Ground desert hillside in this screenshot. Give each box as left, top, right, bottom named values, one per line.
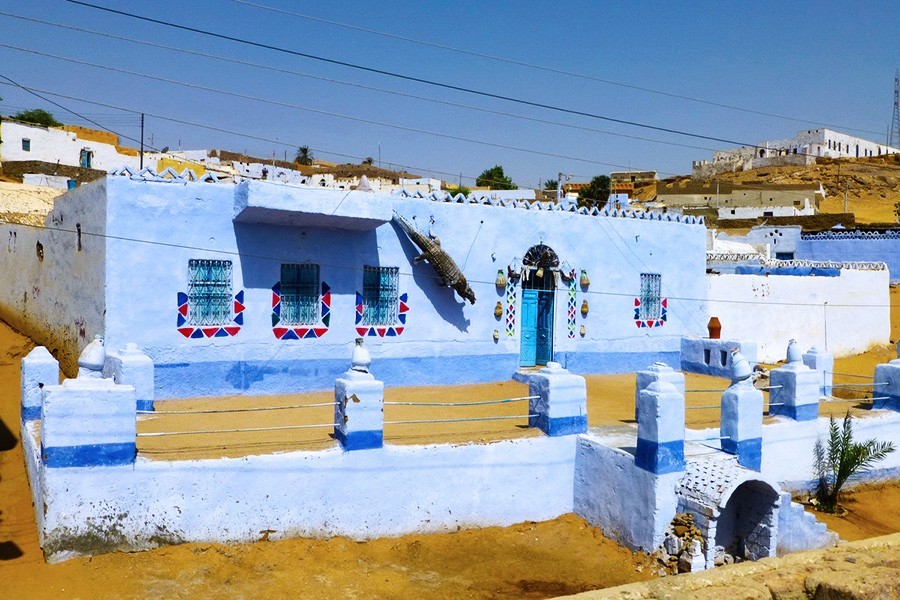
left=642, top=154, right=900, bottom=225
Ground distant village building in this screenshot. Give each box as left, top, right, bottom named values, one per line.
left=0, top=117, right=140, bottom=177
left=693, top=128, right=900, bottom=179
left=657, top=182, right=824, bottom=220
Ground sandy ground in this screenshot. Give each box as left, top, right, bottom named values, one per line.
left=3, top=285, right=900, bottom=596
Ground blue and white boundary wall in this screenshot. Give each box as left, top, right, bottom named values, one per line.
left=706, top=267, right=889, bottom=362
left=798, top=230, right=900, bottom=283
left=0, top=173, right=708, bottom=397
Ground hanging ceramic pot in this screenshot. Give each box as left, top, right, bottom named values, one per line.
left=580, top=269, right=590, bottom=288
left=495, top=269, right=507, bottom=289
left=581, top=300, right=589, bottom=317
left=494, top=301, right=503, bottom=318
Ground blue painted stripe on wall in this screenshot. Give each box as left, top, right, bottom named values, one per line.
left=529, top=414, right=587, bottom=436
left=153, top=351, right=679, bottom=399
left=769, top=402, right=819, bottom=421
left=42, top=442, right=136, bottom=468
left=873, top=395, right=900, bottom=411
left=136, top=399, right=155, bottom=412
left=22, top=405, right=40, bottom=421
left=335, top=428, right=383, bottom=451
left=721, top=437, right=762, bottom=472
left=558, top=351, right=680, bottom=375
left=635, top=438, right=685, bottom=474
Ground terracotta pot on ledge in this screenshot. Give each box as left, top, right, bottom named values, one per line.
left=707, top=316, right=722, bottom=340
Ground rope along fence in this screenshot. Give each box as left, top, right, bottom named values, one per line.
left=824, top=370, right=885, bottom=405
left=383, top=395, right=538, bottom=426
left=135, top=395, right=539, bottom=438
left=683, top=385, right=782, bottom=410
left=136, top=399, right=339, bottom=438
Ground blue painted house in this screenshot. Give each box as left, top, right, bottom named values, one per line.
left=0, top=168, right=709, bottom=399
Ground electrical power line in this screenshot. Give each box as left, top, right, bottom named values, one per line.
left=63, top=0, right=764, bottom=149
left=0, top=215, right=894, bottom=309
left=0, top=45, right=669, bottom=174
left=227, top=0, right=886, bottom=138
left=0, top=79, right=532, bottom=185
left=0, top=12, right=718, bottom=154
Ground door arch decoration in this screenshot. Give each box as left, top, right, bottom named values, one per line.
left=519, top=244, right=560, bottom=367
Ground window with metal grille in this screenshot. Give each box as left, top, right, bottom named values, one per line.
left=280, top=263, right=319, bottom=325
left=639, top=273, right=662, bottom=320
left=188, top=259, right=233, bottom=326
left=362, top=266, right=399, bottom=325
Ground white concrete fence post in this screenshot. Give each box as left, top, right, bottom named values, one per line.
left=528, top=362, right=588, bottom=436
left=104, top=342, right=155, bottom=411
left=769, top=340, right=821, bottom=421
left=873, top=348, right=900, bottom=411
left=720, top=349, right=763, bottom=471
left=21, top=346, right=59, bottom=422
left=40, top=336, right=137, bottom=468
left=635, top=362, right=685, bottom=423
left=334, top=338, right=384, bottom=450
left=635, top=381, right=685, bottom=474
left=802, top=346, right=833, bottom=397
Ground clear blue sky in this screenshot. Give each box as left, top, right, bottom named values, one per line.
left=0, top=0, right=897, bottom=186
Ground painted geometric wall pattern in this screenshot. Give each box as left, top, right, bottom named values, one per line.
left=355, top=292, right=409, bottom=337
left=271, top=281, right=331, bottom=340
left=634, top=297, right=668, bottom=328
left=177, top=290, right=244, bottom=338
left=567, top=278, right=577, bottom=339
left=505, top=281, right=516, bottom=338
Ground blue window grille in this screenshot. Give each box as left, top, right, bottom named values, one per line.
left=22, top=138, right=30, bottom=152
left=639, top=273, right=662, bottom=320
left=188, top=259, right=233, bottom=326
left=280, top=263, right=319, bottom=325
left=362, top=266, right=399, bottom=325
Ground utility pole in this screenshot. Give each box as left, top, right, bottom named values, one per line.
left=139, top=112, right=144, bottom=170
left=715, top=177, right=720, bottom=209
left=890, top=69, right=900, bottom=149
left=844, top=179, right=849, bottom=214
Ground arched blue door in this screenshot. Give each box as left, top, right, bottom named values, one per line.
left=519, top=266, right=556, bottom=367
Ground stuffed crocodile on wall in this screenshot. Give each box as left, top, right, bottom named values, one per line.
left=393, top=212, right=476, bottom=304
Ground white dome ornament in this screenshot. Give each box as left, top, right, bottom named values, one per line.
left=730, top=348, right=752, bottom=385
left=786, top=339, right=801, bottom=363
left=77, top=334, right=106, bottom=379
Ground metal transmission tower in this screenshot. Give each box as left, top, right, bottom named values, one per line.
left=891, top=69, right=900, bottom=149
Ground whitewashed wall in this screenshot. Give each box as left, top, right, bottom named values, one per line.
left=24, top=428, right=577, bottom=561
left=0, top=121, right=140, bottom=171
left=707, top=269, right=889, bottom=362
left=0, top=181, right=107, bottom=373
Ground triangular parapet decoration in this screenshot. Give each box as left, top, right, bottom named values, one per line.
left=179, top=168, right=198, bottom=181
left=109, top=166, right=136, bottom=177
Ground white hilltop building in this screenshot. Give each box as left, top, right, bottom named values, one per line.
left=693, top=128, right=900, bottom=178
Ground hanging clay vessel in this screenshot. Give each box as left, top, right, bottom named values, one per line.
left=494, top=301, right=503, bottom=318
left=580, top=325, right=586, bottom=337
left=581, top=300, right=589, bottom=317
left=580, top=269, right=590, bottom=288
left=495, top=269, right=507, bottom=289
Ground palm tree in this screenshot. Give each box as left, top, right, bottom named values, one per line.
left=813, top=411, right=895, bottom=513
left=362, top=157, right=375, bottom=166
left=295, top=146, right=314, bottom=166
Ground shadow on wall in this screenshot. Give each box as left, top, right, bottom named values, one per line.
left=391, top=220, right=470, bottom=333
left=233, top=222, right=380, bottom=294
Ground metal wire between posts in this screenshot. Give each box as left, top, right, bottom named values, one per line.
left=138, top=401, right=339, bottom=415
left=385, top=414, right=537, bottom=426
left=383, top=395, right=537, bottom=407
left=136, top=422, right=337, bottom=437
